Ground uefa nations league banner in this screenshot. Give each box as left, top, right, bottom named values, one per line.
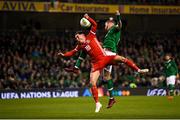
left=0, top=88, right=180, bottom=99
left=0, top=89, right=82, bottom=99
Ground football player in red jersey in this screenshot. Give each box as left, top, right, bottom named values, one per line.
left=58, top=14, right=149, bottom=113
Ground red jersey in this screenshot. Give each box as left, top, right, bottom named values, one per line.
left=63, top=16, right=116, bottom=71
left=63, top=16, right=106, bottom=63
left=80, top=32, right=106, bottom=63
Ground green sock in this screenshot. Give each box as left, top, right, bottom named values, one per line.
left=89, top=83, right=92, bottom=88
left=107, top=79, right=114, bottom=99
left=75, top=59, right=83, bottom=69
left=168, top=84, right=175, bottom=96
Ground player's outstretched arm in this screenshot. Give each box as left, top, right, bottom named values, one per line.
left=115, top=10, right=122, bottom=30
left=84, top=14, right=97, bottom=34
left=57, top=45, right=80, bottom=57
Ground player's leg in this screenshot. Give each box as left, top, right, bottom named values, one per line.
left=104, top=66, right=113, bottom=99
left=103, top=66, right=116, bottom=108
left=90, top=70, right=102, bottom=112
left=166, top=75, right=176, bottom=100
left=103, top=50, right=116, bottom=108
left=113, top=55, right=149, bottom=73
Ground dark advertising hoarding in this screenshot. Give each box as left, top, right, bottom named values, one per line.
left=0, top=88, right=179, bottom=99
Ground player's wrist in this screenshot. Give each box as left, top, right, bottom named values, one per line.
left=115, top=10, right=120, bottom=15
left=116, top=15, right=121, bottom=21
left=116, top=13, right=120, bottom=16
left=84, top=14, right=89, bottom=19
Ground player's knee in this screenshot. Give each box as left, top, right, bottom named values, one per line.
left=90, top=80, right=96, bottom=86
left=104, top=74, right=112, bottom=81
left=119, top=56, right=126, bottom=62
left=114, top=55, right=126, bottom=62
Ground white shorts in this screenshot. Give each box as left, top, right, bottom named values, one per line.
left=166, top=75, right=176, bottom=86
left=104, top=49, right=116, bottom=73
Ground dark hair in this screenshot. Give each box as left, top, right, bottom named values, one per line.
left=75, top=31, right=85, bottom=35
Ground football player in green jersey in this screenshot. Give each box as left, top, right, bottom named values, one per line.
left=100, top=10, right=122, bottom=108
left=164, top=53, right=179, bottom=100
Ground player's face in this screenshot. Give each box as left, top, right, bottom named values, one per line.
left=105, top=21, right=114, bottom=31
left=105, top=22, right=109, bottom=31
left=165, top=55, right=171, bottom=61
left=75, top=34, right=86, bottom=43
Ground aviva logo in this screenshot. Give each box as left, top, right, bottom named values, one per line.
left=1, top=1, right=36, bottom=11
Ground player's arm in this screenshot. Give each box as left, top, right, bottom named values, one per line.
left=115, top=10, right=122, bottom=30
left=74, top=50, right=87, bottom=69
left=84, top=14, right=97, bottom=34
left=58, top=45, right=81, bottom=57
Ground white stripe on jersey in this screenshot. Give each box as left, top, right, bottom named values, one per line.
left=90, top=30, right=96, bottom=35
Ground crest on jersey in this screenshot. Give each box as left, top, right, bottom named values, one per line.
left=86, top=40, right=90, bottom=43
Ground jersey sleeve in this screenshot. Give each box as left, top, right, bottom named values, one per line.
left=114, top=14, right=122, bottom=31
left=85, top=16, right=97, bottom=35
left=63, top=45, right=81, bottom=57
left=75, top=50, right=87, bottom=68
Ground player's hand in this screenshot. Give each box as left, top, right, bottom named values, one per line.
left=116, top=10, right=120, bottom=15
left=57, top=51, right=64, bottom=57
left=84, top=13, right=89, bottom=19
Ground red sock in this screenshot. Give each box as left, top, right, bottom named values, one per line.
left=124, top=58, right=140, bottom=71
left=91, top=86, right=99, bottom=103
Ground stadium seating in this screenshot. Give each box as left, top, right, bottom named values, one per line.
left=0, top=27, right=179, bottom=90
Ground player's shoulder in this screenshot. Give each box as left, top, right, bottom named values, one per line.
left=90, top=30, right=96, bottom=35
left=87, top=31, right=96, bottom=38
left=172, top=59, right=177, bottom=64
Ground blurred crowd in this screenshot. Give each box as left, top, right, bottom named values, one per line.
left=0, top=26, right=180, bottom=90
left=114, top=31, right=180, bottom=88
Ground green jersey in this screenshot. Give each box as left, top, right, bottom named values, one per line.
left=103, top=25, right=121, bottom=53
left=164, top=60, right=178, bottom=77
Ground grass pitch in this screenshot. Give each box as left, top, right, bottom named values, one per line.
left=0, top=96, right=180, bottom=119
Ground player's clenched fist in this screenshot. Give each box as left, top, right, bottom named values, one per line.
left=116, top=10, right=120, bottom=15
left=84, top=13, right=89, bottom=19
